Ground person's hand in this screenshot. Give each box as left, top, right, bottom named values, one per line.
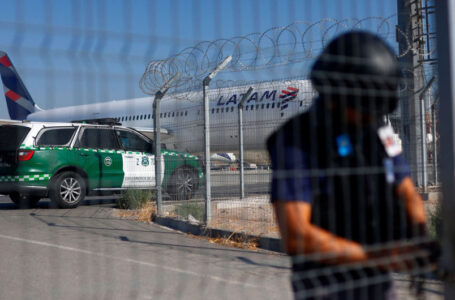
left=366, top=241, right=440, bottom=272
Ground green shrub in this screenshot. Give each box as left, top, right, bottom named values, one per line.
left=117, top=189, right=155, bottom=209
left=175, top=202, right=205, bottom=221
left=428, top=201, right=442, bottom=240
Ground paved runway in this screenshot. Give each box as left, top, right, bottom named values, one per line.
left=0, top=196, right=292, bottom=300
left=0, top=181, right=444, bottom=300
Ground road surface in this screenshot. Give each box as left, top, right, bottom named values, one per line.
left=0, top=196, right=292, bottom=300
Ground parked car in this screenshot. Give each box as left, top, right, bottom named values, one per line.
left=0, top=120, right=203, bottom=208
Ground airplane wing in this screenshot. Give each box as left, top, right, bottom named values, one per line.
left=133, top=126, right=173, bottom=140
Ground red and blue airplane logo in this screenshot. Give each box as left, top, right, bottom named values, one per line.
left=279, top=86, right=299, bottom=110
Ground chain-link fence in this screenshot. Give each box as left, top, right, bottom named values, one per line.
left=0, top=0, right=450, bottom=299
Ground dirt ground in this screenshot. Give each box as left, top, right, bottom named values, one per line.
left=206, top=193, right=441, bottom=239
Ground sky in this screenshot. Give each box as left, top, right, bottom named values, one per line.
left=0, top=0, right=398, bottom=119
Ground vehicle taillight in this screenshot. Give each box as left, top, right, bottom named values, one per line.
left=18, top=150, right=34, bottom=161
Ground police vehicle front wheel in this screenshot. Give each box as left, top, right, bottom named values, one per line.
left=168, top=167, right=198, bottom=200
left=9, top=192, right=41, bottom=208
left=49, top=172, right=86, bottom=209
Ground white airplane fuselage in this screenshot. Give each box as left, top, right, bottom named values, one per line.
left=27, top=80, right=315, bottom=153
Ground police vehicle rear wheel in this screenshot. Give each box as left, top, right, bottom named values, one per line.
left=49, top=171, right=86, bottom=209
left=168, top=167, right=198, bottom=200
left=9, top=192, right=40, bottom=208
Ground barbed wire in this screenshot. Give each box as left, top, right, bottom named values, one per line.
left=140, top=15, right=419, bottom=97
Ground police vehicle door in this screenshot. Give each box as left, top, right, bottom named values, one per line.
left=75, top=127, right=123, bottom=188
left=115, top=128, right=156, bottom=188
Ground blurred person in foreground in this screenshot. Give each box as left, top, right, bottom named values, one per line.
left=267, top=31, right=439, bottom=299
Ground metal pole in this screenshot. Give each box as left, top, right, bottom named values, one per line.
left=153, top=74, right=178, bottom=216
left=418, top=76, right=435, bottom=192
left=203, top=56, right=232, bottom=224
left=435, top=1, right=455, bottom=298
left=419, top=92, right=428, bottom=192
left=397, top=0, right=426, bottom=186
left=431, top=104, right=438, bottom=184
left=238, top=87, right=253, bottom=199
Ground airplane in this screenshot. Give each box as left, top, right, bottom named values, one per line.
left=0, top=51, right=315, bottom=155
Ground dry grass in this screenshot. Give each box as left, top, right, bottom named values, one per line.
left=115, top=202, right=156, bottom=223
left=189, top=232, right=259, bottom=250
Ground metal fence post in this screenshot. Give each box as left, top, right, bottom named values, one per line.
left=431, top=103, right=438, bottom=184
left=435, top=1, right=455, bottom=298
left=418, top=76, right=435, bottom=192
left=152, top=74, right=178, bottom=216
left=238, top=87, right=253, bottom=200
left=203, top=56, right=232, bottom=224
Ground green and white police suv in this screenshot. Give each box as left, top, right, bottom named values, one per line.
left=0, top=120, right=203, bottom=208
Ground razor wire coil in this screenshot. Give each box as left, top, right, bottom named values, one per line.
left=140, top=15, right=418, bottom=97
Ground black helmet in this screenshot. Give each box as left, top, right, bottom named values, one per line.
left=310, top=31, right=401, bottom=116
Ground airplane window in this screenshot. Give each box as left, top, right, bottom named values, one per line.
left=246, top=106, right=249, bottom=111
left=251, top=105, right=254, bottom=110
left=148, top=114, right=151, bottom=119
left=266, top=103, right=270, bottom=109
left=185, top=111, right=188, bottom=116
left=299, top=101, right=303, bottom=107
left=172, top=112, right=175, bottom=117
left=221, top=108, right=224, bottom=113
left=129, top=116, right=132, bottom=121
left=160, top=113, right=162, bottom=118
left=216, top=108, right=219, bottom=113
left=261, top=104, right=265, bottom=109
left=272, top=103, right=275, bottom=109
left=256, top=104, right=259, bottom=109
left=211, top=108, right=214, bottom=114
left=231, top=107, right=234, bottom=112
left=277, top=102, right=281, bottom=108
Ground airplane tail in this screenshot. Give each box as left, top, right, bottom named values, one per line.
left=0, top=51, right=40, bottom=120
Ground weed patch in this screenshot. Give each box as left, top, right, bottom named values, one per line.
left=117, top=189, right=155, bottom=209
left=174, top=202, right=205, bottom=221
